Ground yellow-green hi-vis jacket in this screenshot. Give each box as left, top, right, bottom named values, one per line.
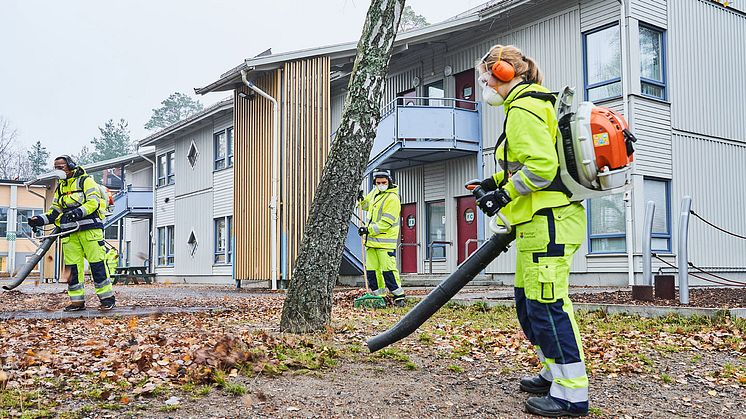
left=491, top=83, right=572, bottom=227
left=40, top=167, right=106, bottom=232
left=359, top=186, right=401, bottom=250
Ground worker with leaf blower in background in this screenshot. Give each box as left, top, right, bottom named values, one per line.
left=356, top=169, right=406, bottom=307
left=27, top=155, right=116, bottom=312
left=475, top=45, right=588, bottom=417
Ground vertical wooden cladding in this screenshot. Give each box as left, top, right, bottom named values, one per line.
left=282, top=56, right=330, bottom=281
left=234, top=71, right=281, bottom=280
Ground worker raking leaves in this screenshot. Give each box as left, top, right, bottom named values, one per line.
left=354, top=169, right=406, bottom=308
left=27, top=155, right=116, bottom=311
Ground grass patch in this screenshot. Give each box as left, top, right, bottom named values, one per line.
left=418, top=332, right=434, bottom=345
left=588, top=406, right=604, bottom=416
left=373, top=348, right=411, bottom=364
left=447, top=364, right=464, bottom=373
left=660, top=373, right=673, bottom=384
left=159, top=405, right=180, bottom=412
left=404, top=361, right=418, bottom=371
left=690, top=354, right=703, bottom=363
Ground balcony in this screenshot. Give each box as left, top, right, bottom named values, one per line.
left=367, top=97, right=481, bottom=172
left=103, top=186, right=153, bottom=228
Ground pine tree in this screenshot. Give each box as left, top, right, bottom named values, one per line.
left=144, top=92, right=204, bottom=131
left=90, top=118, right=133, bottom=162
left=27, top=141, right=50, bottom=176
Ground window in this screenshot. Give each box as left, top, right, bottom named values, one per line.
left=187, top=141, right=199, bottom=168
left=157, top=225, right=175, bottom=266
left=644, top=178, right=671, bottom=252
left=214, top=216, right=233, bottom=264
left=16, top=209, right=43, bottom=238
left=104, top=220, right=119, bottom=240
left=214, top=128, right=234, bottom=170
left=639, top=24, right=666, bottom=100
left=426, top=201, right=446, bottom=259
left=157, top=151, right=175, bottom=186
left=187, top=231, right=198, bottom=257
left=584, top=24, right=622, bottom=101
left=588, top=194, right=626, bottom=253
left=0, top=207, right=8, bottom=237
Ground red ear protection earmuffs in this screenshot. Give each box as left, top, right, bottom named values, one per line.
left=483, top=46, right=515, bottom=82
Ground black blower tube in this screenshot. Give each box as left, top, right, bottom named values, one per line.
left=3, top=227, right=60, bottom=291
left=367, top=229, right=515, bottom=353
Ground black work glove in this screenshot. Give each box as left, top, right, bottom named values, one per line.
left=480, top=176, right=498, bottom=192
left=60, top=208, right=85, bottom=224
left=358, top=226, right=369, bottom=236
left=27, top=216, right=44, bottom=228
left=357, top=190, right=365, bottom=202
left=476, top=189, right=511, bottom=217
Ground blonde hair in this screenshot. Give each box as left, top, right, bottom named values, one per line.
left=476, top=44, right=543, bottom=85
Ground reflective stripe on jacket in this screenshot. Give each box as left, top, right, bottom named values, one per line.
left=492, top=83, right=571, bottom=226
left=358, top=186, right=401, bottom=250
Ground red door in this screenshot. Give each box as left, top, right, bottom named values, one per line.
left=455, top=69, right=476, bottom=110
left=400, top=203, right=417, bottom=273
left=397, top=89, right=417, bottom=106
left=456, top=196, right=478, bottom=264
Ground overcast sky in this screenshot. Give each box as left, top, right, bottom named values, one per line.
left=0, top=0, right=485, bottom=163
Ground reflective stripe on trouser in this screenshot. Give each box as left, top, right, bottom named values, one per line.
left=365, top=247, right=404, bottom=299
left=513, top=206, right=587, bottom=410
left=62, top=229, right=114, bottom=301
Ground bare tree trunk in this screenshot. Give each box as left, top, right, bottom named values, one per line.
left=280, top=0, right=406, bottom=333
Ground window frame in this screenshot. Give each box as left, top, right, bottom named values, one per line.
left=638, top=23, right=667, bottom=101
left=214, top=127, right=234, bottom=171
left=15, top=208, right=44, bottom=238
left=156, top=151, right=175, bottom=187
left=214, top=215, right=233, bottom=264
left=644, top=177, right=672, bottom=252
left=425, top=200, right=447, bottom=260
left=583, top=22, right=623, bottom=102
left=156, top=225, right=175, bottom=266
left=587, top=194, right=627, bottom=254
left=0, top=207, right=8, bottom=238
left=104, top=220, right=120, bottom=240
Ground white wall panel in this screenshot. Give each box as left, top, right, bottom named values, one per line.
left=213, top=168, right=233, bottom=218
left=174, top=191, right=213, bottom=276
left=175, top=124, right=213, bottom=197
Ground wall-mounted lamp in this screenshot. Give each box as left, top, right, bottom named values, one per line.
left=238, top=91, right=255, bottom=101
left=444, top=65, right=453, bottom=77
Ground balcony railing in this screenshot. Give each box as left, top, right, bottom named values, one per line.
left=369, top=97, right=481, bottom=163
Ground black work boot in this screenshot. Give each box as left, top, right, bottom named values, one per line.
left=63, top=302, right=86, bottom=312
left=393, top=297, right=406, bottom=307
left=525, top=395, right=588, bottom=417
left=519, top=374, right=552, bottom=394
left=99, top=297, right=116, bottom=311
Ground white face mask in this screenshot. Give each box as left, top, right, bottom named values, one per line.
left=482, top=85, right=505, bottom=106
left=377, top=184, right=388, bottom=192
left=479, top=72, right=505, bottom=107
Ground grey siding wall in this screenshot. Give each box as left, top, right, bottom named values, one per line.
left=214, top=114, right=232, bottom=132
left=213, top=168, right=233, bottom=218
left=672, top=132, right=746, bottom=268
left=629, top=96, right=672, bottom=178
left=580, top=0, right=621, bottom=31
left=331, top=91, right=346, bottom=134
left=629, top=0, right=667, bottom=28
left=128, top=219, right=150, bottom=267
left=175, top=124, right=213, bottom=197
left=174, top=191, right=213, bottom=276
left=154, top=186, right=174, bottom=226
left=669, top=0, right=746, bottom=142
left=396, top=166, right=423, bottom=205
left=383, top=67, right=422, bottom=108
left=423, top=163, right=446, bottom=202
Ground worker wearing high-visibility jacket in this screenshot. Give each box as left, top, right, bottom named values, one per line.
left=357, top=169, right=405, bottom=307
left=27, top=155, right=115, bottom=312
left=475, top=45, right=588, bottom=417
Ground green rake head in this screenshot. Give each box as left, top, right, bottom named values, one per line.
left=353, top=293, right=387, bottom=309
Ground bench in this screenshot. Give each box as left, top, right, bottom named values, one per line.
left=112, top=266, right=156, bottom=285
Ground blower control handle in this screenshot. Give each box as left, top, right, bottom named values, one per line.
left=464, top=179, right=512, bottom=234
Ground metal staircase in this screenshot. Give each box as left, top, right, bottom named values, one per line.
left=103, top=186, right=153, bottom=229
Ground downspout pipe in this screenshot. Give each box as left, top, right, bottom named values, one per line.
left=241, top=69, right=279, bottom=291
left=618, top=0, right=634, bottom=287
left=137, top=147, right=156, bottom=274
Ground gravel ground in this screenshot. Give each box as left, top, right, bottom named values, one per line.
left=571, top=287, right=746, bottom=309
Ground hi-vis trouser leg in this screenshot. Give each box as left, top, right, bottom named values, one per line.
left=365, top=247, right=405, bottom=302
left=513, top=203, right=588, bottom=413
left=62, top=229, right=114, bottom=303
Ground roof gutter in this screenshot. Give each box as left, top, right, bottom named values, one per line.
left=240, top=69, right=280, bottom=291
